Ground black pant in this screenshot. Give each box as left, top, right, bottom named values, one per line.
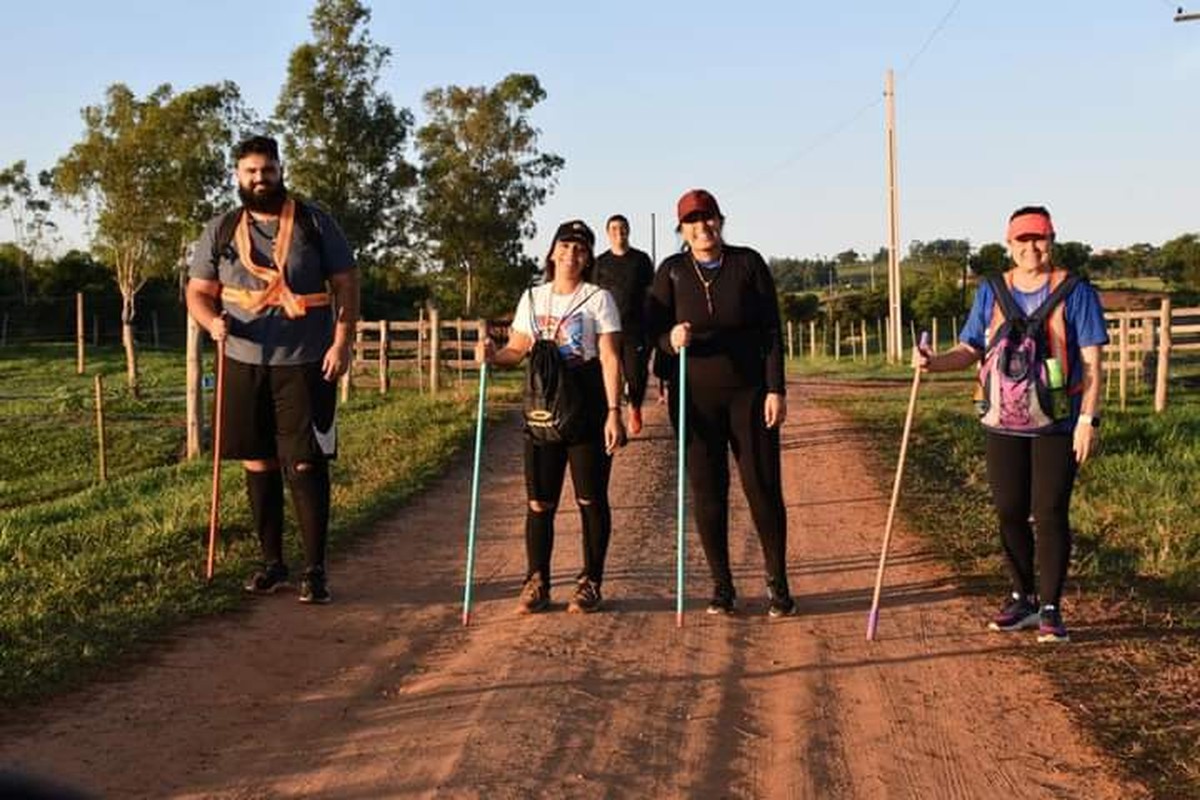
left=670, top=383, right=789, bottom=591
left=620, top=332, right=650, bottom=409
left=523, top=431, right=612, bottom=586
left=985, top=432, right=1077, bottom=606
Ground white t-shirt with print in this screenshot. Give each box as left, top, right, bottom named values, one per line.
left=512, top=282, right=621, bottom=366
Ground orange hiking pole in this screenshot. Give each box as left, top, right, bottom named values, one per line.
left=206, top=339, right=227, bottom=582
left=866, top=331, right=929, bottom=641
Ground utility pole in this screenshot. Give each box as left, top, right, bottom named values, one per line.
left=651, top=212, right=657, bottom=264
left=884, top=68, right=903, bottom=363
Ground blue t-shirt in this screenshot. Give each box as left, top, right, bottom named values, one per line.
left=959, top=276, right=1109, bottom=431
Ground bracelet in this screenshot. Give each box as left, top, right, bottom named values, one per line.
left=608, top=406, right=620, bottom=411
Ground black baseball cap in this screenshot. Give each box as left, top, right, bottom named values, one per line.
left=552, top=219, right=595, bottom=248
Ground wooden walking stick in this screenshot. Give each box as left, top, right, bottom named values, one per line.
left=866, top=332, right=928, bottom=640
left=206, top=339, right=227, bottom=582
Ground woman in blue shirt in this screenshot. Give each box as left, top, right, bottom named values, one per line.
left=917, top=206, right=1108, bottom=643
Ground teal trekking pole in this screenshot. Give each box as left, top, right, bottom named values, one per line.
left=462, top=360, right=489, bottom=626
left=676, top=346, right=688, bottom=628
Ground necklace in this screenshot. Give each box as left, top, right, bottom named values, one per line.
left=690, top=254, right=724, bottom=315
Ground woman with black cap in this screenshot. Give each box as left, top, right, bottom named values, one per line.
left=648, top=189, right=796, bottom=617
left=481, top=220, right=625, bottom=614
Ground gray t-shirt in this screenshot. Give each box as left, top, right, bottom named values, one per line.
left=188, top=203, right=355, bottom=365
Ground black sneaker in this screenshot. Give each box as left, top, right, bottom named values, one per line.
left=517, top=574, right=550, bottom=614
left=987, top=592, right=1039, bottom=632
left=706, top=583, right=737, bottom=615
left=298, top=567, right=332, bottom=604
left=567, top=576, right=603, bottom=614
left=244, top=562, right=290, bottom=595
left=766, top=579, right=798, bottom=618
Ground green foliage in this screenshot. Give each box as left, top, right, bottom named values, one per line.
left=1159, top=233, right=1200, bottom=290
left=769, top=256, right=836, bottom=292
left=274, top=0, right=416, bottom=270
left=969, top=242, right=1007, bottom=277
left=0, top=160, right=56, bottom=303
left=416, top=73, right=564, bottom=318
left=780, top=292, right=821, bottom=322
left=53, top=81, right=248, bottom=388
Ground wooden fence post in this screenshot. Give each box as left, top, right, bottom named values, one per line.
left=94, top=374, right=108, bottom=482
left=787, top=320, right=794, bottom=360
left=809, top=320, right=817, bottom=359
left=76, top=292, right=85, bottom=375
left=456, top=317, right=465, bottom=386
left=429, top=305, right=441, bottom=395
left=378, top=320, right=390, bottom=394
left=834, top=320, right=841, bottom=361
left=861, top=318, right=868, bottom=360
left=1118, top=314, right=1129, bottom=412
left=932, top=317, right=939, bottom=353
left=909, top=319, right=917, bottom=360
left=876, top=318, right=884, bottom=361
left=1155, top=299, right=1171, bottom=413
left=185, top=316, right=202, bottom=459
left=417, top=307, right=425, bottom=393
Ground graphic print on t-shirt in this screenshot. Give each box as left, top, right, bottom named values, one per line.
left=535, top=311, right=587, bottom=366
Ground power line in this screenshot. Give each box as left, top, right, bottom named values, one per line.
left=899, top=0, right=963, bottom=77
left=728, top=0, right=964, bottom=194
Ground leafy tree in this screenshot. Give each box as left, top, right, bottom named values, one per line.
left=1159, top=233, right=1200, bottom=290
left=54, top=81, right=247, bottom=393
left=274, top=0, right=416, bottom=271
left=36, top=250, right=115, bottom=297
left=780, top=292, right=821, bottom=323
left=1053, top=240, right=1092, bottom=274
left=970, top=242, right=1008, bottom=276
left=0, top=161, right=57, bottom=303
left=416, top=73, right=564, bottom=317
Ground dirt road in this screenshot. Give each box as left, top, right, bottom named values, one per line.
left=0, top=383, right=1145, bottom=799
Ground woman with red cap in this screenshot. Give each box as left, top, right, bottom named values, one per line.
left=482, top=220, right=625, bottom=614
left=917, top=205, right=1108, bottom=643
left=648, top=189, right=795, bottom=617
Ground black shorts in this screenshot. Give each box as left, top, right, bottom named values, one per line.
left=220, top=359, right=337, bottom=464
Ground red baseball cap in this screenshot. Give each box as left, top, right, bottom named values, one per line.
left=676, top=189, right=722, bottom=223
left=1006, top=212, right=1055, bottom=241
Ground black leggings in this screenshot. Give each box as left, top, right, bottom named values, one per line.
left=523, top=433, right=612, bottom=586
left=670, top=384, right=789, bottom=591
left=620, top=334, right=650, bottom=409
left=985, top=432, right=1077, bottom=606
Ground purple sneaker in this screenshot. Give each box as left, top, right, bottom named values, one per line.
left=987, top=593, right=1040, bottom=632
left=1037, top=605, right=1070, bottom=643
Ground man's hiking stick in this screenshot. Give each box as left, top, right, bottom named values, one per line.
left=676, top=346, right=687, bottom=628
left=866, top=332, right=929, bottom=641
left=462, top=361, right=489, bottom=626
left=205, top=339, right=227, bottom=582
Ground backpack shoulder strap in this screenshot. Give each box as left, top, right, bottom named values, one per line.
left=1028, top=272, right=1081, bottom=326
left=293, top=199, right=324, bottom=249
left=212, top=208, right=242, bottom=260
left=987, top=274, right=1024, bottom=322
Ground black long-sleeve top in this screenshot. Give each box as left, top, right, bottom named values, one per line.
left=647, top=244, right=786, bottom=394
left=594, top=248, right=655, bottom=334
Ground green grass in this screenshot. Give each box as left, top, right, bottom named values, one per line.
left=0, top=342, right=518, bottom=705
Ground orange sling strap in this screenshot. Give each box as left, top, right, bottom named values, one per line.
left=220, top=198, right=331, bottom=318
left=986, top=269, right=1077, bottom=394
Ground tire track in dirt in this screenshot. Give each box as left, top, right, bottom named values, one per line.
left=0, top=382, right=1148, bottom=799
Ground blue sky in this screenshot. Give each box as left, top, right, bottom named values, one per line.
left=2, top=0, right=1198, bottom=263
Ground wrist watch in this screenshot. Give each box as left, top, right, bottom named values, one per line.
left=1078, top=413, right=1101, bottom=429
